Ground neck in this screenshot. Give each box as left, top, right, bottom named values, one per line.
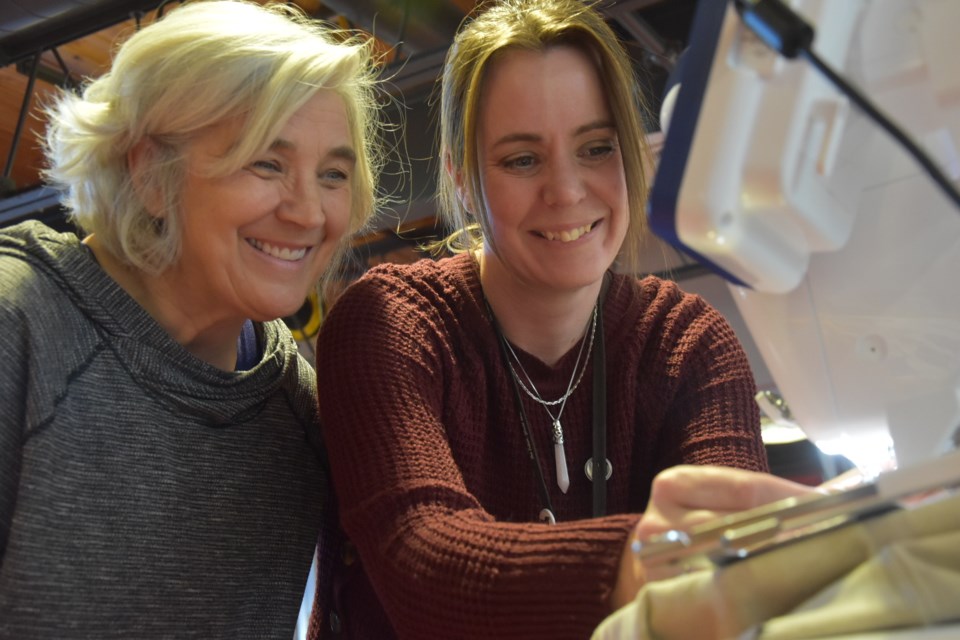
left=478, top=251, right=603, bottom=366
left=85, top=235, right=245, bottom=370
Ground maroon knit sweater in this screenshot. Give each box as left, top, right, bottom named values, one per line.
left=314, top=253, right=767, bottom=639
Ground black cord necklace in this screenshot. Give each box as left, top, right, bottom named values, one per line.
left=487, top=286, right=609, bottom=524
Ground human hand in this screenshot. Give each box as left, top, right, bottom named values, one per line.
left=610, top=465, right=814, bottom=609
left=635, top=465, right=816, bottom=541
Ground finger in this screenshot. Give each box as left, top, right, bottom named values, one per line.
left=650, top=465, right=814, bottom=513
left=634, top=505, right=747, bottom=541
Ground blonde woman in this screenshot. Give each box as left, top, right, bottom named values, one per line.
left=0, top=1, right=383, bottom=637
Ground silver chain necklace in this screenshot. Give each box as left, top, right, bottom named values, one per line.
left=501, top=304, right=598, bottom=494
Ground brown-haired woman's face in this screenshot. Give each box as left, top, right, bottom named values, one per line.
left=475, top=45, right=628, bottom=292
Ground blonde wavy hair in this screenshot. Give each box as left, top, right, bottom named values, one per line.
left=436, top=0, right=653, bottom=273
left=43, top=0, right=386, bottom=276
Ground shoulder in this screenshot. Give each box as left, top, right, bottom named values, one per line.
left=0, top=219, right=85, bottom=287
left=605, top=272, right=744, bottom=364
left=606, top=272, right=717, bottom=332
left=0, top=224, right=102, bottom=433
left=628, top=272, right=708, bottom=312
left=351, top=253, right=474, bottom=296
left=317, top=253, right=488, bottom=368
left=0, top=220, right=82, bottom=260
left=260, top=319, right=318, bottom=387
left=0, top=222, right=83, bottom=316
left=328, top=253, right=480, bottom=324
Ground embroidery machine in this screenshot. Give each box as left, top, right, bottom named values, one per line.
left=640, top=1, right=960, bottom=627
left=648, top=0, right=960, bottom=476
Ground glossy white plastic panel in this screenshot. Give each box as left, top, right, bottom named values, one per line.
left=653, top=0, right=960, bottom=470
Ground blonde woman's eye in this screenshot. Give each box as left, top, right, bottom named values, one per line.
left=251, top=159, right=282, bottom=173
left=320, top=168, right=349, bottom=184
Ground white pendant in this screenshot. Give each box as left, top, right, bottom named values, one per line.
left=554, top=441, right=570, bottom=494
left=551, top=419, right=570, bottom=493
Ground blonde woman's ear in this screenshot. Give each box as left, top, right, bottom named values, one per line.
left=127, top=137, right=165, bottom=219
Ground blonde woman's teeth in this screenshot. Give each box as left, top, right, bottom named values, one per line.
left=542, top=224, right=592, bottom=242
left=249, top=239, right=307, bottom=261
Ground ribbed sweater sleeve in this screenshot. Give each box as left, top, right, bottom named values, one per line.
left=626, top=276, right=767, bottom=472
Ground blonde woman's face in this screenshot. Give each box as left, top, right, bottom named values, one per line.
left=475, top=45, right=629, bottom=294
left=165, top=90, right=355, bottom=323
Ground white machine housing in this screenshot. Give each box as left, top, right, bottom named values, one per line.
left=648, top=0, right=960, bottom=471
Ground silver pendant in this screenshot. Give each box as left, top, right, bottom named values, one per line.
left=552, top=420, right=570, bottom=493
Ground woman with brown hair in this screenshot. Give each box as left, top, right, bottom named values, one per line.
left=315, top=0, right=811, bottom=637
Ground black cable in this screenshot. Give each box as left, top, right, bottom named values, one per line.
left=799, top=47, right=960, bottom=210
left=734, top=0, right=960, bottom=211
left=590, top=293, right=606, bottom=518
left=734, top=0, right=812, bottom=58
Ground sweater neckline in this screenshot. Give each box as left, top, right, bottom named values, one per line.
left=18, top=222, right=296, bottom=423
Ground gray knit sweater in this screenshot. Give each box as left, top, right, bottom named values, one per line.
left=0, top=221, right=326, bottom=639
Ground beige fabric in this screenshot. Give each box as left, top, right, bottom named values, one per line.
left=592, top=492, right=960, bottom=640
